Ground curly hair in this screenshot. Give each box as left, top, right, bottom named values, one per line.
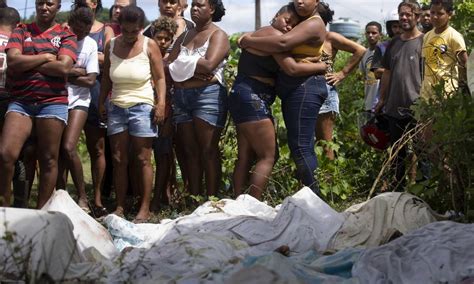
left=151, top=16, right=178, bottom=37
left=208, top=0, right=225, bottom=22
left=317, top=2, right=334, bottom=25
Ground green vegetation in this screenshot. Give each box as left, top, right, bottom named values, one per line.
left=37, top=1, right=471, bottom=219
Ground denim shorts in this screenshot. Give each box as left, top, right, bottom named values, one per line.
left=172, top=83, right=227, bottom=128
left=7, top=101, right=68, bottom=125
left=107, top=102, right=158, bottom=137
left=319, top=84, right=339, bottom=114
left=229, top=75, right=276, bottom=124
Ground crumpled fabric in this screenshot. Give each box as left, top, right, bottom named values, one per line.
left=352, top=221, right=474, bottom=283
left=0, top=207, right=99, bottom=281
left=42, top=190, right=118, bottom=259
left=327, top=192, right=441, bottom=251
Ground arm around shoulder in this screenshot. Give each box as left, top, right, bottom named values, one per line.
left=241, top=17, right=326, bottom=53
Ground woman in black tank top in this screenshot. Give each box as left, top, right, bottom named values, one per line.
left=239, top=0, right=328, bottom=198
left=230, top=3, right=327, bottom=200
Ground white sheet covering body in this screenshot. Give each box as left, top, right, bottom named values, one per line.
left=352, top=221, right=474, bottom=283
left=41, top=190, right=118, bottom=259
left=0, top=207, right=95, bottom=281
left=1, top=187, right=465, bottom=283
left=328, top=192, right=441, bottom=250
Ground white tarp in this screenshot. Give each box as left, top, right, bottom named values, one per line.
left=42, top=190, right=118, bottom=259
left=352, top=221, right=474, bottom=283
left=1, top=187, right=466, bottom=283
left=104, top=187, right=344, bottom=254
left=0, top=207, right=98, bottom=281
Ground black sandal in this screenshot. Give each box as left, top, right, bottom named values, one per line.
left=91, top=205, right=109, bottom=218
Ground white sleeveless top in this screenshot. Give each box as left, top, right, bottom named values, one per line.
left=169, top=31, right=226, bottom=86
left=109, top=36, right=154, bottom=108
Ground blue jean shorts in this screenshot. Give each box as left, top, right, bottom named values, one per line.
left=172, top=83, right=228, bottom=128
left=7, top=101, right=68, bottom=125
left=319, top=84, right=339, bottom=114
left=107, top=102, right=158, bottom=137
left=229, top=75, right=276, bottom=124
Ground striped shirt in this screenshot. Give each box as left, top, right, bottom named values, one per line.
left=6, top=23, right=77, bottom=104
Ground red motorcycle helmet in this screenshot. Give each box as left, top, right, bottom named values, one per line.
left=359, top=112, right=390, bottom=151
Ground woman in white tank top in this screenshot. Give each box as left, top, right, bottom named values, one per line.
left=167, top=0, right=229, bottom=199
left=98, top=6, right=166, bottom=223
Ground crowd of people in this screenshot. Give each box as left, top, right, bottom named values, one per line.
left=0, top=0, right=468, bottom=222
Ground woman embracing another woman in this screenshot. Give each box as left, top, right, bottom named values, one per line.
left=240, top=0, right=328, bottom=197
left=231, top=3, right=327, bottom=199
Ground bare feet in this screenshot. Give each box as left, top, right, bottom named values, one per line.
left=113, top=206, right=125, bottom=218
left=133, top=209, right=150, bottom=224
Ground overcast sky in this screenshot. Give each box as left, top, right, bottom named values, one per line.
left=8, top=0, right=399, bottom=34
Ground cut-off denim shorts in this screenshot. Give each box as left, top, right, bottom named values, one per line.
left=7, top=101, right=68, bottom=125
left=107, top=102, right=158, bottom=137
left=229, top=74, right=276, bottom=124
left=319, top=83, right=340, bottom=114
left=172, top=83, right=228, bottom=128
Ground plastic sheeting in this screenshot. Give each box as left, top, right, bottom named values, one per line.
left=328, top=192, right=441, bottom=251
left=42, top=190, right=118, bottom=259
left=0, top=207, right=98, bottom=281
left=104, top=187, right=344, bottom=254
left=1, top=187, right=468, bottom=283
left=223, top=248, right=362, bottom=283
left=352, top=221, right=474, bottom=283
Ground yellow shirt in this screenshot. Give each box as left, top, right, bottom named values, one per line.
left=291, top=15, right=324, bottom=62
left=420, top=26, right=466, bottom=99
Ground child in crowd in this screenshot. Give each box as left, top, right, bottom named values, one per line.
left=57, top=3, right=99, bottom=212
left=149, top=16, right=178, bottom=210
left=421, top=0, right=467, bottom=99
